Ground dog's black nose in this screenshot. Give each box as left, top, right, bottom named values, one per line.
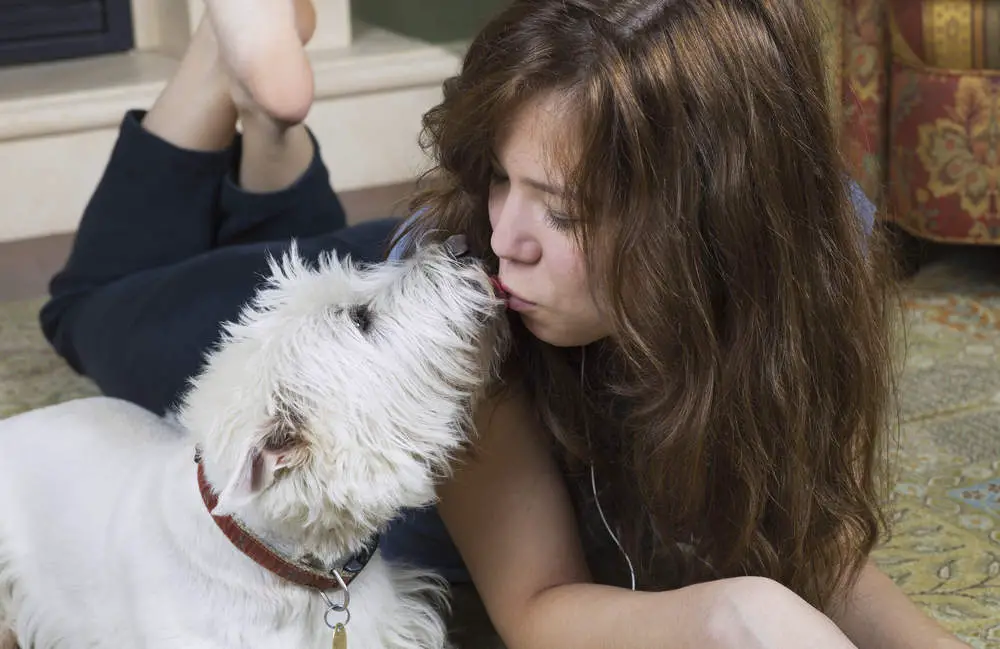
left=444, top=234, right=469, bottom=258
left=444, top=234, right=485, bottom=269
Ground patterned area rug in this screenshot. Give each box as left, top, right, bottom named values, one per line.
left=1, top=250, right=998, bottom=647
left=873, top=249, right=1000, bottom=648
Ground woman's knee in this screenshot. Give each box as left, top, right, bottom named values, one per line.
left=38, top=286, right=91, bottom=374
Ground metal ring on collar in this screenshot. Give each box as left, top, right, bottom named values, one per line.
left=324, top=606, right=351, bottom=629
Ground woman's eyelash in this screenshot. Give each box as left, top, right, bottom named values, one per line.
left=488, top=161, right=573, bottom=231
left=545, top=210, right=575, bottom=231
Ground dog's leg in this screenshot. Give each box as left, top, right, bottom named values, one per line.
left=0, top=628, right=18, bottom=649
left=0, top=590, right=15, bottom=649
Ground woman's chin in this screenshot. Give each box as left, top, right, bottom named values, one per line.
left=519, top=312, right=607, bottom=348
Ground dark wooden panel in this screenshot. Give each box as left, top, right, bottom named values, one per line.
left=0, top=2, right=104, bottom=42
left=0, top=0, right=133, bottom=67
left=101, top=0, right=133, bottom=52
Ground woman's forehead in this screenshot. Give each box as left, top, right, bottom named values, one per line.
left=494, top=92, right=580, bottom=177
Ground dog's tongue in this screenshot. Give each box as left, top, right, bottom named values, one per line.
left=489, top=276, right=508, bottom=300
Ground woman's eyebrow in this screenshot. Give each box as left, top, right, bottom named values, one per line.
left=491, top=153, right=563, bottom=196
left=523, top=177, right=563, bottom=196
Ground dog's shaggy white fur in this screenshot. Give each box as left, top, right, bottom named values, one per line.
left=0, top=241, right=509, bottom=649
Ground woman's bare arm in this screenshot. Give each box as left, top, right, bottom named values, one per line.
left=831, top=561, right=971, bottom=649
left=438, top=391, right=861, bottom=649
left=437, top=391, right=705, bottom=648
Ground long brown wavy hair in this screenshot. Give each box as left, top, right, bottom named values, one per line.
left=391, top=0, right=898, bottom=612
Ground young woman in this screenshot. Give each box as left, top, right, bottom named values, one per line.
left=40, top=0, right=967, bottom=648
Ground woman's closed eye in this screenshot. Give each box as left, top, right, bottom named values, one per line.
left=489, top=156, right=575, bottom=232
left=544, top=209, right=575, bottom=232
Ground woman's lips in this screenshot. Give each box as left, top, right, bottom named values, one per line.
left=488, top=276, right=535, bottom=311
left=498, top=280, right=535, bottom=312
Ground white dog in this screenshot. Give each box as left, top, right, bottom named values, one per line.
left=0, top=239, right=509, bottom=649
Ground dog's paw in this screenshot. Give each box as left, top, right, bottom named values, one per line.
left=0, top=628, right=18, bottom=649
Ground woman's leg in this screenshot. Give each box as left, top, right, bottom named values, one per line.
left=212, top=90, right=349, bottom=247
left=41, top=17, right=241, bottom=373
left=139, top=18, right=237, bottom=151
left=39, top=1, right=349, bottom=412
left=47, top=218, right=399, bottom=414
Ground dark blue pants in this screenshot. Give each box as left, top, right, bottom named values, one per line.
left=39, top=110, right=470, bottom=582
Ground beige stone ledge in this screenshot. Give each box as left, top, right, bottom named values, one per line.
left=0, top=24, right=464, bottom=243
left=0, top=24, right=463, bottom=143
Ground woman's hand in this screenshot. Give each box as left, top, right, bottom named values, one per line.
left=702, top=577, right=859, bottom=649
left=830, top=560, right=971, bottom=649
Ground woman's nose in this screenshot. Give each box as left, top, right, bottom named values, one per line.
left=490, top=203, right=542, bottom=264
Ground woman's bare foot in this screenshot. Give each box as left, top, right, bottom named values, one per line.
left=205, top=0, right=317, bottom=124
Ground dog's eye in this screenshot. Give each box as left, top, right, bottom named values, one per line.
left=348, top=304, right=373, bottom=333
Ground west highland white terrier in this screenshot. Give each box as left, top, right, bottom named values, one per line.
left=0, top=238, right=509, bottom=649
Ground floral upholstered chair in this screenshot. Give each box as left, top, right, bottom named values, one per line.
left=823, top=0, right=1000, bottom=245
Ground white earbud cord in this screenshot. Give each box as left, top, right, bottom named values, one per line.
left=581, top=348, right=637, bottom=591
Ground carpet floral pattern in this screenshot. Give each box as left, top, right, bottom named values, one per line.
left=1, top=251, right=998, bottom=647
left=873, top=250, right=1000, bottom=648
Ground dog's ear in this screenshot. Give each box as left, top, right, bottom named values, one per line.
left=211, top=411, right=306, bottom=516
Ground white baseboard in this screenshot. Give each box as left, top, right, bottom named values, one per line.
left=0, top=24, right=463, bottom=243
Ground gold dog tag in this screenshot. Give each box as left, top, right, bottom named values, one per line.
left=332, top=623, right=347, bottom=649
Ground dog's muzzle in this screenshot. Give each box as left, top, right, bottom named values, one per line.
left=444, top=234, right=508, bottom=300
